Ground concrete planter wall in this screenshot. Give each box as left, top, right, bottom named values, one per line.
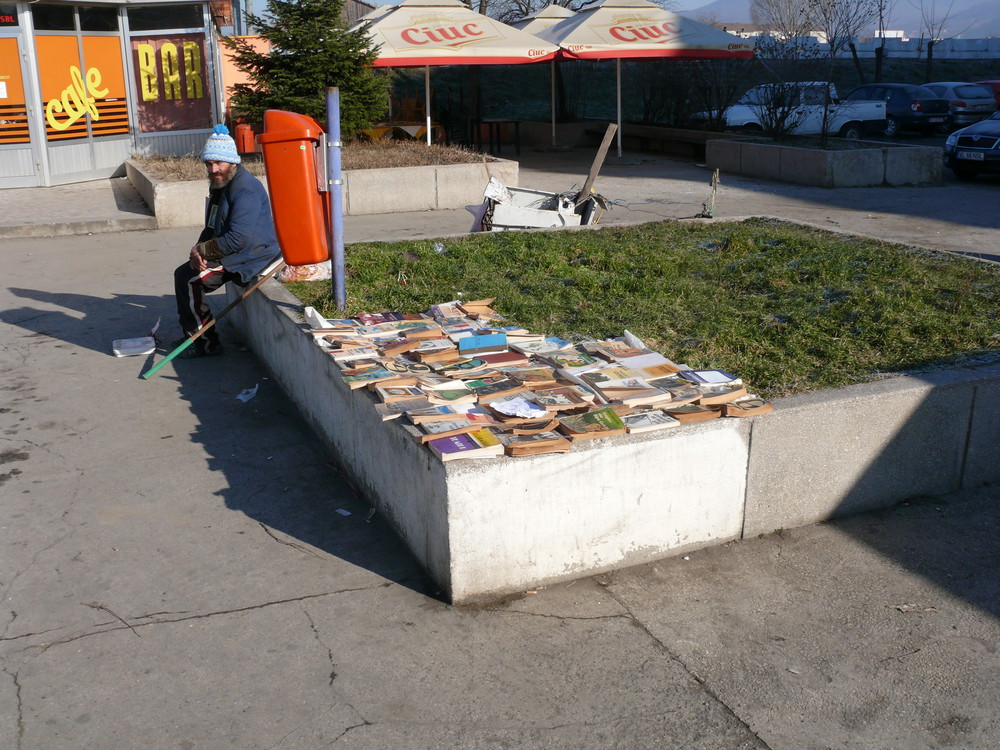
left=706, top=139, right=942, bottom=187
left=225, top=277, right=1000, bottom=604
left=125, top=157, right=518, bottom=228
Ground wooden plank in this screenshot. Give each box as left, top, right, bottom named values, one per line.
left=576, top=123, right=617, bottom=206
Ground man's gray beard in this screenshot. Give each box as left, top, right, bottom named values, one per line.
left=209, top=168, right=237, bottom=190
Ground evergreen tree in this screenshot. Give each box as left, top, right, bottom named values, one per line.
left=223, top=0, right=388, bottom=137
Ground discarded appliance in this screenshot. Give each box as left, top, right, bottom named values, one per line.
left=472, top=123, right=617, bottom=233
left=475, top=178, right=607, bottom=232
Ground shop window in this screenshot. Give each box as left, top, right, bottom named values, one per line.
left=0, top=4, right=18, bottom=27
left=30, top=3, right=75, bottom=31
left=80, top=6, right=119, bottom=32
left=127, top=4, right=203, bottom=31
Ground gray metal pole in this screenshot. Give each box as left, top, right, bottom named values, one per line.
left=326, top=87, right=346, bottom=311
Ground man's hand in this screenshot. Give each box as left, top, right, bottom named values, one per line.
left=189, top=246, right=208, bottom=271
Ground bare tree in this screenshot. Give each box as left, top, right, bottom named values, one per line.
left=750, top=0, right=815, bottom=41
left=911, top=0, right=967, bottom=82
left=872, top=0, right=898, bottom=82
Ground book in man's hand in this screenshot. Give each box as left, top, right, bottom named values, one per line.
left=427, top=429, right=504, bottom=461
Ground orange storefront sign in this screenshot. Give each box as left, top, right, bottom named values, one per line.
left=0, top=37, right=30, bottom=144
left=36, top=34, right=130, bottom=141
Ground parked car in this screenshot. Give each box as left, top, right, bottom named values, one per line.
left=942, top=111, right=1000, bottom=179
left=972, top=79, right=1000, bottom=109
left=689, top=82, right=886, bottom=138
left=842, top=83, right=951, bottom=136
left=924, top=81, right=996, bottom=126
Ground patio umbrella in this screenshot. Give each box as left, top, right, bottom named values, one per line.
left=535, top=0, right=754, bottom=155
left=512, top=5, right=577, bottom=146
left=353, top=0, right=559, bottom=144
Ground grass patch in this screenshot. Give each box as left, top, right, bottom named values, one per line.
left=132, top=141, right=486, bottom=181
left=285, top=218, right=1000, bottom=398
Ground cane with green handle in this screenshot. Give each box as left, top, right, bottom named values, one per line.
left=142, top=259, right=286, bottom=379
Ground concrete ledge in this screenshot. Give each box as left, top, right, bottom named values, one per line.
left=226, top=277, right=1000, bottom=604
left=706, top=140, right=942, bottom=187
left=126, top=157, right=518, bottom=228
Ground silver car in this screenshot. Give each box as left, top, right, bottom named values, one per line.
left=924, top=81, right=997, bottom=126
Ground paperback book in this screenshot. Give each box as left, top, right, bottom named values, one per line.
left=556, top=407, right=628, bottom=441
left=428, top=429, right=504, bottom=461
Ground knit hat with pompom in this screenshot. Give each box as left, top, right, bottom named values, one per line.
left=201, top=124, right=241, bottom=164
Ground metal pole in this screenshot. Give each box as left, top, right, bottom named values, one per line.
left=616, top=59, right=622, bottom=158
left=425, top=66, right=432, bottom=145
left=550, top=59, right=556, bottom=147
left=326, top=87, right=346, bottom=311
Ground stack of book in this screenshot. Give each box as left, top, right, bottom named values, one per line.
left=302, top=302, right=774, bottom=461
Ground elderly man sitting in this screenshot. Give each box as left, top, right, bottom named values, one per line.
left=172, top=125, right=280, bottom=358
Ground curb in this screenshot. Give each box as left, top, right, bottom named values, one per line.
left=0, top=217, right=158, bottom=240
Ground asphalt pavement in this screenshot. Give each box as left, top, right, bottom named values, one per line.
left=1, top=148, right=999, bottom=749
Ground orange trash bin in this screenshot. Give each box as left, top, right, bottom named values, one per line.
left=257, top=110, right=330, bottom=267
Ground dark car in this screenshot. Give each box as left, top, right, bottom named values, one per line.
left=943, top=111, right=1000, bottom=178
left=924, top=81, right=996, bottom=126
left=973, top=79, right=1000, bottom=109
left=843, top=83, right=951, bottom=136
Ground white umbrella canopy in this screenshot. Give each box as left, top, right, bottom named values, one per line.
left=511, top=4, right=576, bottom=35
left=354, top=0, right=559, bottom=143
left=535, top=0, right=754, bottom=154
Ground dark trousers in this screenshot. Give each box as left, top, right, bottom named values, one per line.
left=173, top=262, right=239, bottom=348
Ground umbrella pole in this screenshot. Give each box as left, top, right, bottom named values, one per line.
left=425, top=65, right=432, bottom=146
left=616, top=59, right=622, bottom=158
left=550, top=59, right=556, bottom=147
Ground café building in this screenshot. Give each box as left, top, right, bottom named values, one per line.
left=0, top=0, right=227, bottom=187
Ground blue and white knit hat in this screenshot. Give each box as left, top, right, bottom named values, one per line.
left=201, top=124, right=241, bottom=164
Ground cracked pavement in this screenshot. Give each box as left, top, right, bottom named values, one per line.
left=2, top=177, right=999, bottom=748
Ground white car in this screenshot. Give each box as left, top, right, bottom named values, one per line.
left=693, top=82, right=887, bottom=139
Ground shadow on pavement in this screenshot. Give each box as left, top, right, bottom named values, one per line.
left=0, top=283, right=440, bottom=601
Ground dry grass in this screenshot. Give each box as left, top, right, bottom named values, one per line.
left=133, top=141, right=486, bottom=181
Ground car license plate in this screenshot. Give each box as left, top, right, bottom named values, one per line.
left=928, top=117, right=944, bottom=123
left=957, top=151, right=985, bottom=161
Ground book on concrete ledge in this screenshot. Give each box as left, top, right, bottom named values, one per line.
left=373, top=385, right=426, bottom=403
left=696, top=385, right=748, bottom=406
left=661, top=403, right=722, bottom=424
left=679, top=369, right=742, bottom=386
left=533, top=386, right=591, bottom=412
left=458, top=332, right=508, bottom=356
left=556, top=406, right=627, bottom=441
left=427, top=429, right=504, bottom=461
left=721, top=398, right=774, bottom=418
left=499, top=431, right=573, bottom=457
left=416, top=418, right=490, bottom=444
left=341, top=366, right=397, bottom=389
left=372, top=397, right=432, bottom=421
left=622, top=410, right=680, bottom=434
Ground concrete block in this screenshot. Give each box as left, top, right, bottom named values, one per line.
left=743, top=377, right=972, bottom=537
left=828, top=146, right=885, bottom=187
left=738, top=142, right=782, bottom=181
left=445, top=424, right=750, bottom=600
left=779, top=146, right=833, bottom=187
left=883, top=145, right=942, bottom=186
left=435, top=160, right=518, bottom=209
left=346, top=165, right=438, bottom=214
left=705, top=139, right=742, bottom=174
left=226, top=277, right=1000, bottom=602
left=127, top=158, right=517, bottom=225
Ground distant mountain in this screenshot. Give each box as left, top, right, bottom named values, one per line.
left=673, top=0, right=1000, bottom=38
